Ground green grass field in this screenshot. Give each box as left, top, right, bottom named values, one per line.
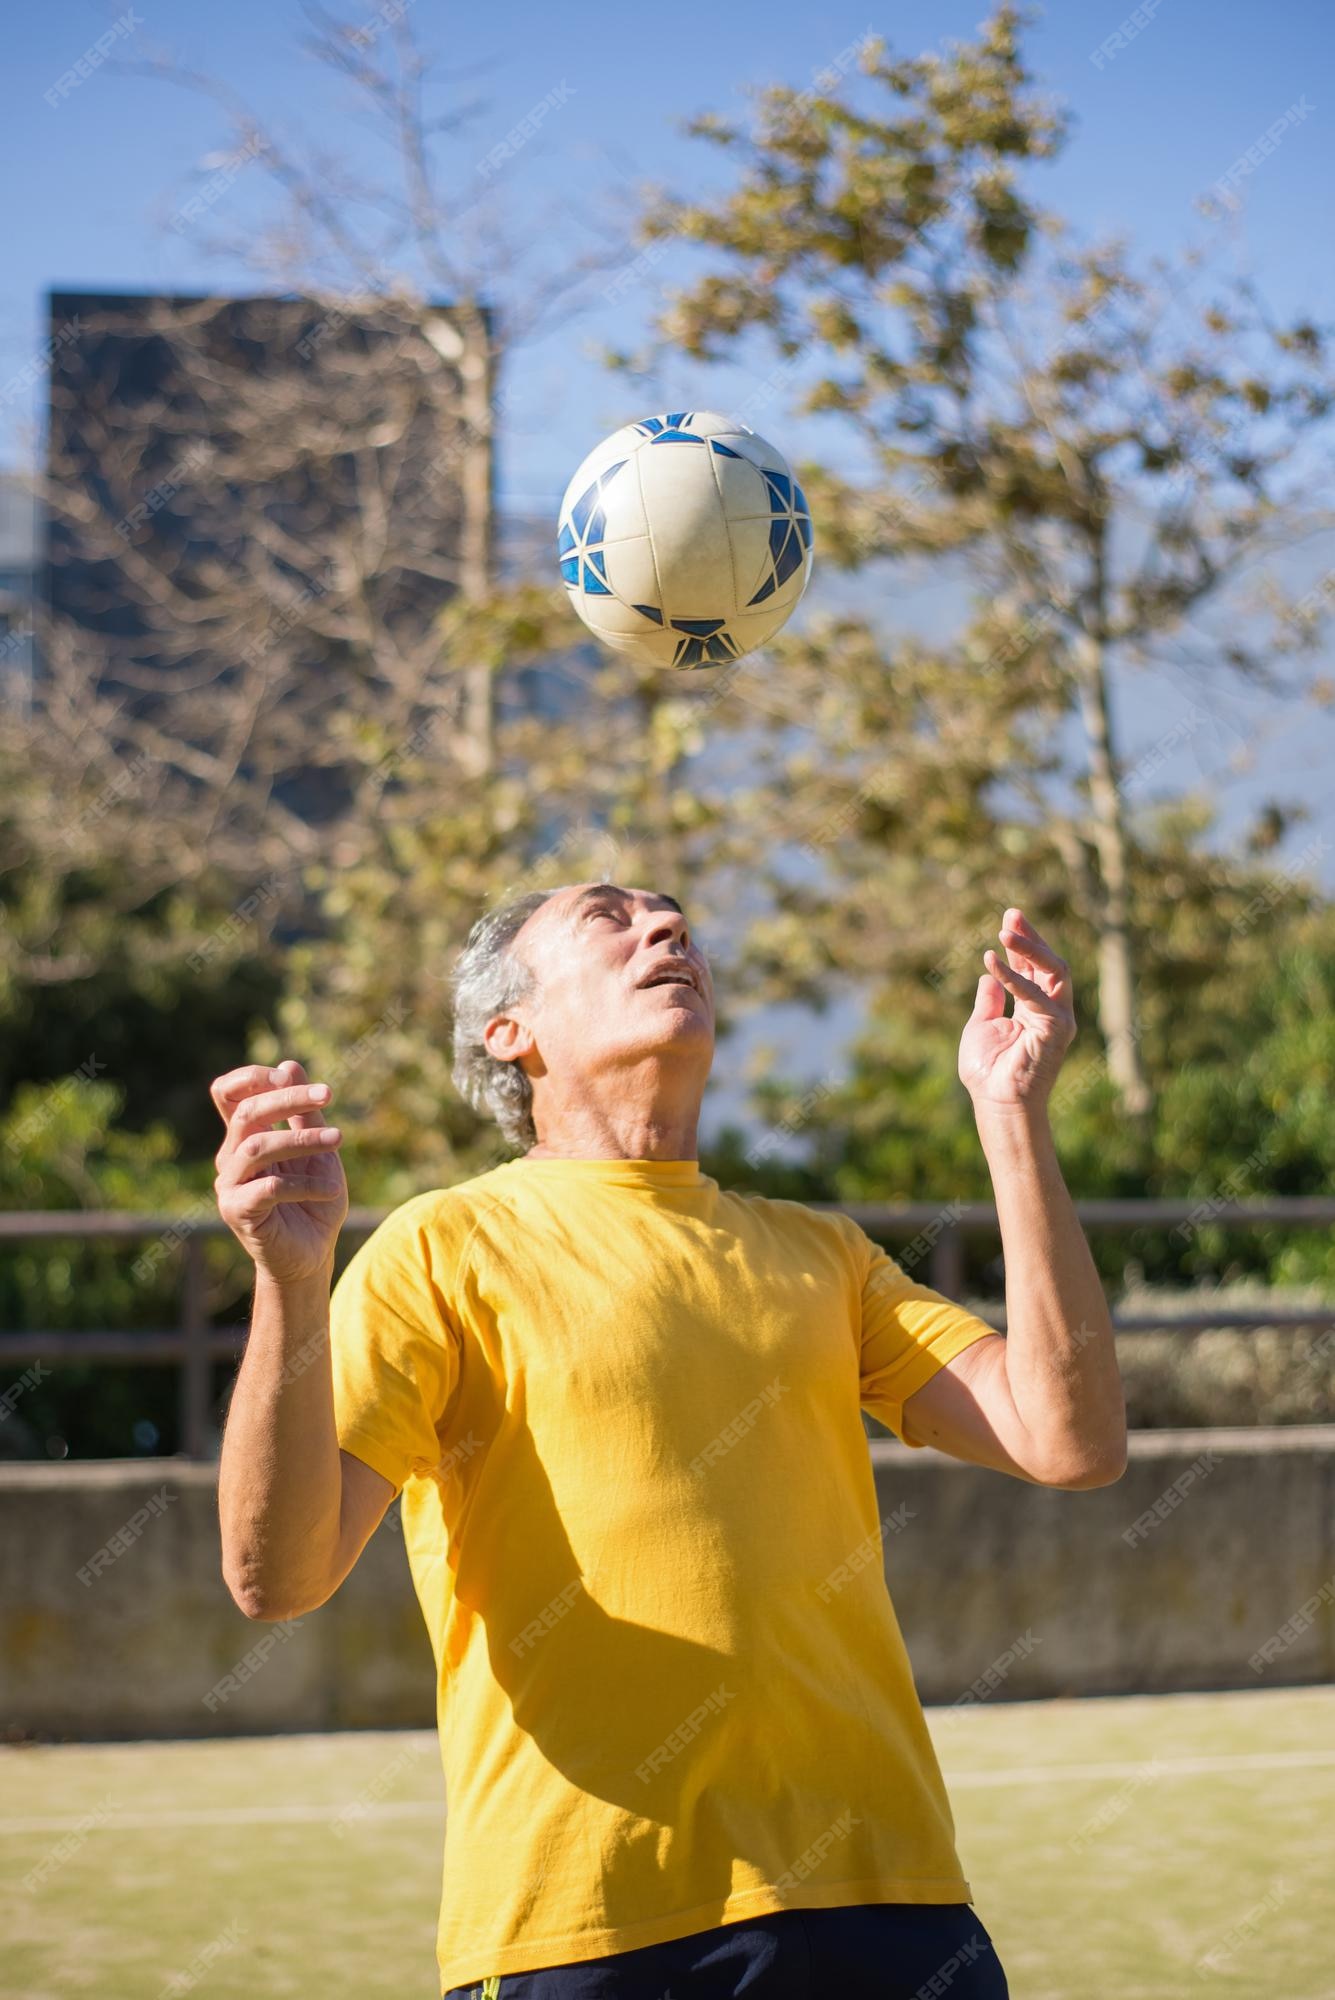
left=4, top=1687, right=1333, bottom=1999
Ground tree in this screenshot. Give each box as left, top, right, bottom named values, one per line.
left=618, top=3, right=1335, bottom=1147
left=1, top=7, right=671, bottom=1160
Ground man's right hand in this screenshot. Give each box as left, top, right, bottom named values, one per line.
left=211, top=1057, right=349, bottom=1284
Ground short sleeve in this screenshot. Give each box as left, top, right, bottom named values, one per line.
left=328, top=1193, right=462, bottom=1496
left=856, top=1231, right=998, bottom=1447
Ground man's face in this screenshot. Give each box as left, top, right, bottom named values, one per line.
left=491, top=882, right=716, bottom=1089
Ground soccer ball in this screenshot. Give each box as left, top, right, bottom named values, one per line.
left=556, top=410, right=814, bottom=670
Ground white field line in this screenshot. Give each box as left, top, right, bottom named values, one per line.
left=2, top=1748, right=1334, bottom=1835
left=942, top=1747, right=1335, bottom=1789
left=0, top=1799, right=443, bottom=1834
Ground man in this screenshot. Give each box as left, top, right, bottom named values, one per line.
left=212, top=888, right=1126, bottom=1999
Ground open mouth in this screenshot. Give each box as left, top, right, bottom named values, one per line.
left=637, top=967, right=700, bottom=996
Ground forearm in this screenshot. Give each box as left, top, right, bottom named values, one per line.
left=218, top=1261, right=344, bottom=1618
left=978, top=1106, right=1127, bottom=1482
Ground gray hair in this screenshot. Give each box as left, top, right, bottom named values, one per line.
left=450, top=890, right=557, bottom=1152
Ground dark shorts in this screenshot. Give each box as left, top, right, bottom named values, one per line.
left=444, top=1901, right=1009, bottom=1998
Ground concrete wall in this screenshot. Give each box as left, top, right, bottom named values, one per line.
left=875, top=1424, right=1335, bottom=1702
left=2, top=1427, right=1332, bottom=1740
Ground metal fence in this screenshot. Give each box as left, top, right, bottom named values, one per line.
left=2, top=1199, right=1334, bottom=1459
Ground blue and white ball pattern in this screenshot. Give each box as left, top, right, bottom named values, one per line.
left=556, top=410, right=814, bottom=670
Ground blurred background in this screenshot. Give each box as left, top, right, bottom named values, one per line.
left=2, top=5, right=1334, bottom=1996
left=3, top=0, right=1334, bottom=1463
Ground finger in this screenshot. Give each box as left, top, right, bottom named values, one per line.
left=216, top=1086, right=332, bottom=1170
left=996, top=907, right=1037, bottom=983
left=998, top=920, right=1067, bottom=978
left=226, top=1178, right=348, bottom=1213
left=269, top=1057, right=327, bottom=1132
left=984, top=949, right=1061, bottom=1010
left=969, top=970, right=1006, bottom=1021
left=226, top=1084, right=332, bottom=1148
left=210, top=1064, right=287, bottom=1124
left=225, top=1128, right=343, bottom=1180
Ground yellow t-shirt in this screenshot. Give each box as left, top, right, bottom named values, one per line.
left=328, top=1157, right=998, bottom=1994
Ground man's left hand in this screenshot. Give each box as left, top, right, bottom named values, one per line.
left=957, top=906, right=1076, bottom=1115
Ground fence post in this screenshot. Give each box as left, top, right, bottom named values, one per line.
left=929, top=1218, right=965, bottom=1300
left=180, top=1236, right=211, bottom=1461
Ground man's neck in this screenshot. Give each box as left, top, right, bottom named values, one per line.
left=525, top=1095, right=701, bottom=1163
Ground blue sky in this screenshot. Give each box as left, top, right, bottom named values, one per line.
left=4, top=0, right=1333, bottom=1118
left=5, top=0, right=1334, bottom=484
left=7, top=0, right=1333, bottom=518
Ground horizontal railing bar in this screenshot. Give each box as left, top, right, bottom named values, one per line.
left=832, top=1198, right=1335, bottom=1230
left=976, top=1308, right=1335, bottom=1335
left=0, top=1329, right=248, bottom=1363
left=0, top=1208, right=391, bottom=1240
left=3, top=1311, right=1334, bottom=1368
left=1, top=1198, right=1334, bottom=1241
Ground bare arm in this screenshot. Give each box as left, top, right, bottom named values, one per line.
left=218, top=1264, right=395, bottom=1619
left=901, top=1108, right=1126, bottom=1487
left=211, top=1058, right=394, bottom=1620
left=899, top=907, right=1127, bottom=1489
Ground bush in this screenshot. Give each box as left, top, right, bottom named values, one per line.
left=0, top=1077, right=221, bottom=1461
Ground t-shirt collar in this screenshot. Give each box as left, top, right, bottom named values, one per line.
left=509, top=1157, right=708, bottom=1190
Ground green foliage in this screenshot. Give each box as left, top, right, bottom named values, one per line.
left=0, top=1077, right=221, bottom=1461
left=4, top=5, right=1333, bottom=1462
left=1, top=1078, right=186, bottom=1221
left=624, top=0, right=1335, bottom=1191
left=781, top=886, right=1335, bottom=1296
left=0, top=737, right=286, bottom=1156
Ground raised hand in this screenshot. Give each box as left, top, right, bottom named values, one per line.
left=210, top=1058, right=349, bottom=1283
left=957, top=906, right=1077, bottom=1114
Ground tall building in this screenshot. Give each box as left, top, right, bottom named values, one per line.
left=43, top=288, right=493, bottom=822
